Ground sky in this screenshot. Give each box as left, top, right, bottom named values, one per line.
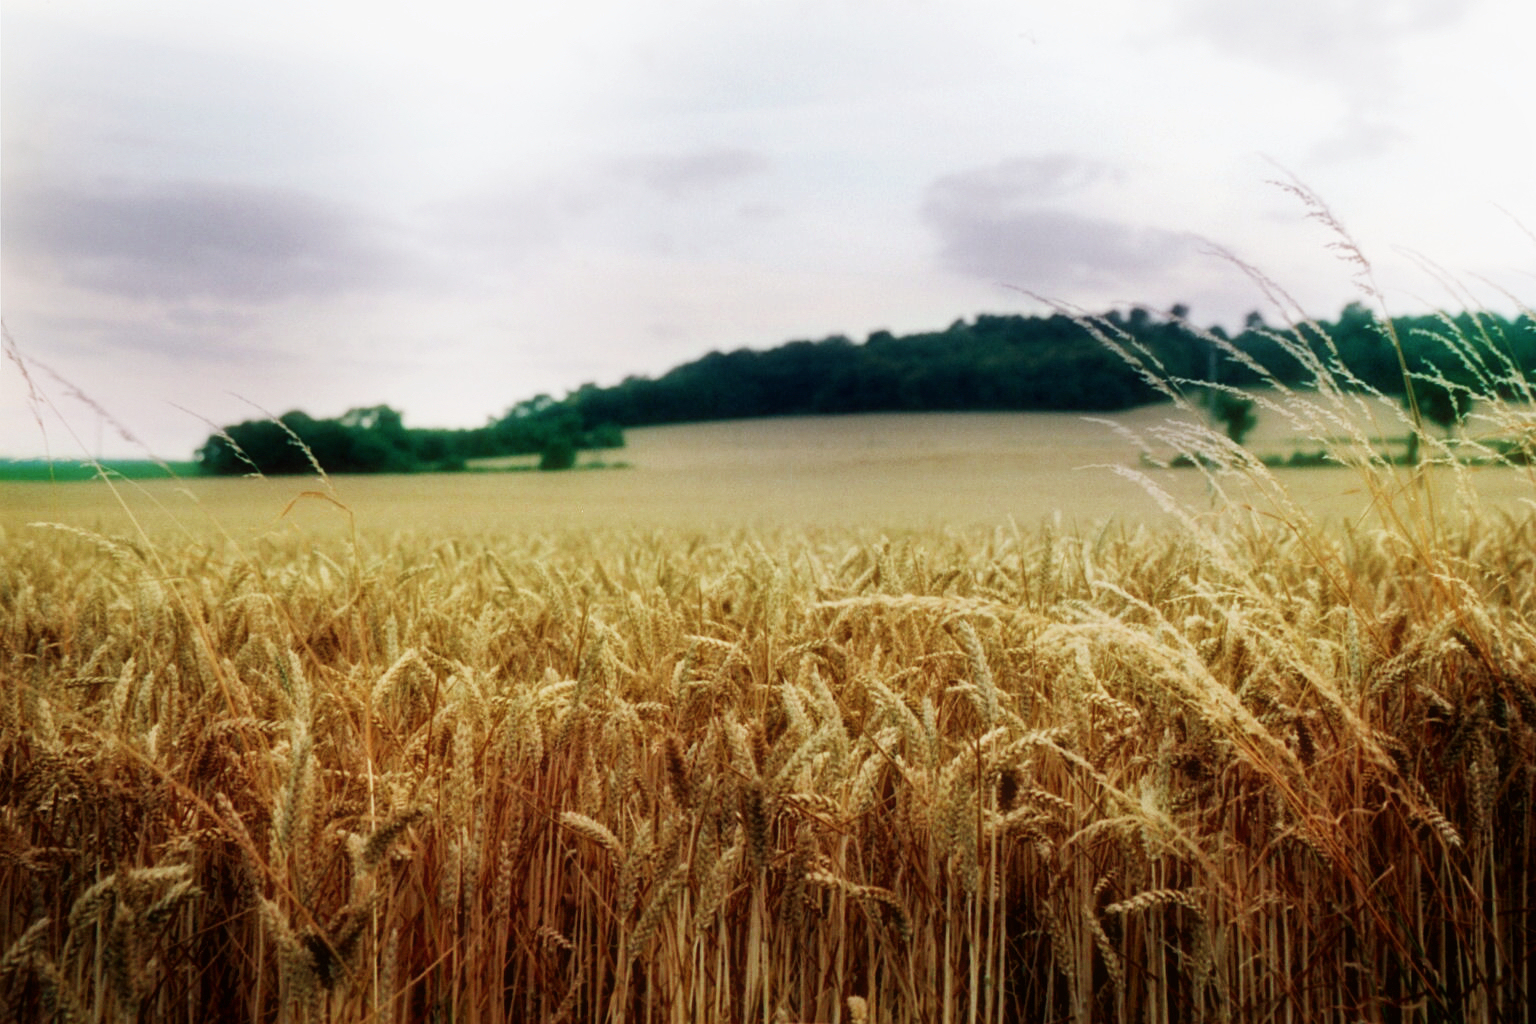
left=3, top=0, right=1534, bottom=460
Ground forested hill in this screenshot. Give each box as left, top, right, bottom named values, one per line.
left=561, top=304, right=1536, bottom=428
left=567, top=312, right=1157, bottom=426
left=196, top=303, right=1534, bottom=474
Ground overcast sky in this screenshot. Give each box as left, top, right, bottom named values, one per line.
left=4, top=0, right=1533, bottom=459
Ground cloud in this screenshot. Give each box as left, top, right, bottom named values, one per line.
left=1308, top=117, right=1410, bottom=163
left=1181, top=0, right=1473, bottom=101
left=922, top=157, right=1195, bottom=291
left=423, top=185, right=573, bottom=261
left=926, top=155, right=1115, bottom=209
left=607, top=148, right=771, bottom=199
left=1186, top=0, right=1470, bottom=58
left=2, top=176, right=407, bottom=303
left=425, top=147, right=775, bottom=263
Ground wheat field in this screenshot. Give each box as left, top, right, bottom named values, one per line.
left=6, top=294, right=1536, bottom=1022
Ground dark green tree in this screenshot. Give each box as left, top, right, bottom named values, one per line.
left=1404, top=375, right=1473, bottom=464
left=1209, top=391, right=1258, bottom=445
left=538, top=437, right=577, bottom=471
left=1415, top=376, right=1473, bottom=432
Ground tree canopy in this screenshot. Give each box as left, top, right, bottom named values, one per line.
left=560, top=304, right=1534, bottom=429
left=195, top=303, right=1534, bottom=474
left=196, top=401, right=624, bottom=476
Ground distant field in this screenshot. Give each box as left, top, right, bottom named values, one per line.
left=0, top=458, right=202, bottom=482
left=2, top=408, right=1529, bottom=539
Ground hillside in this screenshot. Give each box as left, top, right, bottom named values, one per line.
left=191, top=303, right=1535, bottom=474
left=560, top=303, right=1534, bottom=429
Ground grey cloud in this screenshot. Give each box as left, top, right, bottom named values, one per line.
left=9, top=305, right=278, bottom=367
left=1182, top=0, right=1472, bottom=97
left=1309, top=118, right=1410, bottom=163
left=1178, top=0, right=1474, bottom=166
left=608, top=148, right=772, bottom=199
left=3, top=177, right=406, bottom=303
left=1188, top=0, right=1469, bottom=58
left=425, top=187, right=570, bottom=258
left=162, top=306, right=264, bottom=332
left=931, top=209, right=1194, bottom=288
left=925, top=155, right=1113, bottom=211
left=427, top=147, right=775, bottom=261
left=923, top=157, right=1195, bottom=290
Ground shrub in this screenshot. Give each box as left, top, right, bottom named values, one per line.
left=538, top=436, right=578, bottom=470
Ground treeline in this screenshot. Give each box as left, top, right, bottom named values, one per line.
left=196, top=303, right=1535, bottom=474
left=561, top=303, right=1535, bottom=428
left=195, top=401, right=623, bottom=476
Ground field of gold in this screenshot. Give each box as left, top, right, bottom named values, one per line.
left=6, top=221, right=1536, bottom=1020
left=4, top=425, right=1536, bottom=1022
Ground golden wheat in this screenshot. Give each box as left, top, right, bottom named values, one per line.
left=4, top=508, right=1533, bottom=1021
left=6, top=256, right=1536, bottom=1021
